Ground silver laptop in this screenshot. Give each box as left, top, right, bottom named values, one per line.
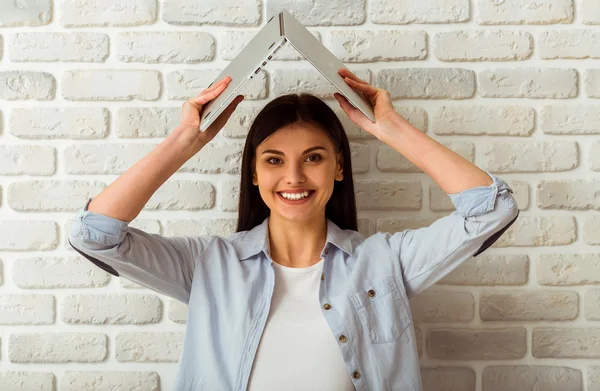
left=199, top=9, right=376, bottom=132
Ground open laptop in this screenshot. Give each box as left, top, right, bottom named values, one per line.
left=199, top=9, right=376, bottom=131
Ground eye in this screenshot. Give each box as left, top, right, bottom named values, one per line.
left=266, top=154, right=322, bottom=165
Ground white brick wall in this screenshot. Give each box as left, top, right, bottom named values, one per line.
left=1, top=1, right=599, bottom=390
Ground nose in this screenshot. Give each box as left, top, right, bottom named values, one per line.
left=284, top=162, right=307, bottom=184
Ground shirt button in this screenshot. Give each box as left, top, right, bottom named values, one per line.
left=353, top=371, right=361, bottom=379
left=324, top=247, right=328, bottom=254
left=323, top=303, right=331, bottom=310
left=321, top=272, right=324, bottom=280
left=368, top=289, right=376, bottom=298
left=339, top=335, right=347, bottom=343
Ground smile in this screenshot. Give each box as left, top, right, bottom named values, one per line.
left=277, top=190, right=316, bottom=204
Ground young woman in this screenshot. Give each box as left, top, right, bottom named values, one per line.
left=68, top=69, right=519, bottom=391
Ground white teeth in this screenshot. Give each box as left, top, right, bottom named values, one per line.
left=280, top=191, right=310, bottom=200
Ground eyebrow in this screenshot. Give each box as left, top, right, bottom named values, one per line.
left=261, top=146, right=327, bottom=156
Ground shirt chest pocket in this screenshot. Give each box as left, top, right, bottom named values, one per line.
left=349, top=276, right=412, bottom=344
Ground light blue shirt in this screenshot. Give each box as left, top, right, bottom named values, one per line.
left=68, top=171, right=519, bottom=391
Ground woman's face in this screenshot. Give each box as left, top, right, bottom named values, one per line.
left=252, top=122, right=344, bottom=222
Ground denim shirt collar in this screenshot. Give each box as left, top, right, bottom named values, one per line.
left=237, top=215, right=353, bottom=261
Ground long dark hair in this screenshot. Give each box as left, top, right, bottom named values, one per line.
left=235, top=93, right=358, bottom=233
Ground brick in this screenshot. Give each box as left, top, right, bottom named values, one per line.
left=437, top=255, right=529, bottom=286
left=421, top=367, right=475, bottom=391
left=0, top=295, right=55, bottom=325
left=427, top=328, right=527, bottom=360
left=541, top=105, right=600, bottom=135
left=61, top=372, right=159, bottom=391
left=370, top=0, right=469, bottom=24
left=272, top=68, right=372, bottom=99
left=540, top=30, right=600, bottom=59
left=166, top=218, right=237, bottom=237
left=117, top=32, right=214, bottom=63
left=354, top=180, right=421, bottom=210
left=62, top=294, right=162, bottom=324
left=0, top=372, right=55, bottom=391
left=0, top=259, right=3, bottom=285
left=167, top=69, right=265, bottom=100
left=0, top=221, right=58, bottom=251
left=537, top=254, right=600, bottom=285
left=219, top=106, right=262, bottom=138
left=10, top=108, right=108, bottom=139
left=481, top=141, right=577, bottom=172
left=60, top=0, right=157, bottom=27
left=582, top=0, right=600, bottom=24
left=168, top=299, right=187, bottom=323
left=585, top=69, right=600, bottom=98
left=477, top=0, right=573, bottom=25
left=64, top=144, right=155, bottom=174
left=479, top=68, right=577, bottom=98
left=480, top=291, right=578, bottom=321
left=533, top=328, right=600, bottom=358
left=328, top=30, right=426, bottom=62
left=493, top=216, right=576, bottom=247
left=0, top=145, right=56, bottom=175
left=180, top=142, right=244, bottom=174
left=145, top=181, right=215, bottom=210
left=116, top=332, right=183, bottom=362
left=584, top=217, right=600, bottom=244
left=9, top=333, right=107, bottom=363
left=62, top=70, right=160, bottom=101
left=590, top=366, right=600, bottom=391
left=410, top=291, right=474, bottom=323
left=349, top=142, right=370, bottom=173
left=435, top=31, right=532, bottom=61
left=0, top=36, right=2, bottom=60
left=377, top=141, right=473, bottom=173
left=483, top=366, right=582, bottom=391
left=0, top=71, right=55, bottom=100
left=0, top=0, right=51, bottom=26
left=163, top=0, right=260, bottom=26
left=220, top=30, right=321, bottom=61
left=13, top=257, right=110, bottom=289
left=433, top=105, right=535, bottom=136
left=377, top=68, right=475, bottom=99
left=7, top=180, right=106, bottom=212
left=585, top=289, right=600, bottom=321
left=10, top=33, right=108, bottom=62
left=117, top=107, right=179, bottom=138
left=538, top=180, right=600, bottom=210
left=268, top=2, right=365, bottom=25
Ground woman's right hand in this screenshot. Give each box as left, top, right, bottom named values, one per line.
left=177, top=76, right=244, bottom=147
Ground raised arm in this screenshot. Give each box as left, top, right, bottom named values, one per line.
left=68, top=78, right=244, bottom=303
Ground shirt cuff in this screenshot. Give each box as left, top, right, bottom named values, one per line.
left=447, top=171, right=514, bottom=218
left=70, top=197, right=130, bottom=246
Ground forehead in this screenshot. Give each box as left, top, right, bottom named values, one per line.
left=257, top=122, right=334, bottom=152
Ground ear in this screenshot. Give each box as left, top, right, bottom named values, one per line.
left=336, top=153, right=344, bottom=181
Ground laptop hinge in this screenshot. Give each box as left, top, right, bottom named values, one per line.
left=279, top=12, right=284, bottom=36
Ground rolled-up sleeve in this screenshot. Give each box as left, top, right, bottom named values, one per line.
left=381, top=171, right=519, bottom=298
left=68, top=197, right=215, bottom=304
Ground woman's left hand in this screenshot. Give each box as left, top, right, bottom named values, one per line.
left=334, top=68, right=397, bottom=140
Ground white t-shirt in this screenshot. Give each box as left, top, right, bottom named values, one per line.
left=247, top=258, right=355, bottom=391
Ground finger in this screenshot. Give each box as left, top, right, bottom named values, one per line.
left=338, top=68, right=367, bottom=84
left=334, top=93, right=371, bottom=129
left=205, top=76, right=231, bottom=93
left=192, top=80, right=229, bottom=105
left=344, top=77, right=379, bottom=96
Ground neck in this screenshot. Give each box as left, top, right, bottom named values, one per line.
left=267, top=213, right=327, bottom=268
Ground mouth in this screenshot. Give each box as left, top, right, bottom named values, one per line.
left=277, top=190, right=316, bottom=204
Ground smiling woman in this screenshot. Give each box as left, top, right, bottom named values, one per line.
left=239, top=93, right=358, bottom=234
